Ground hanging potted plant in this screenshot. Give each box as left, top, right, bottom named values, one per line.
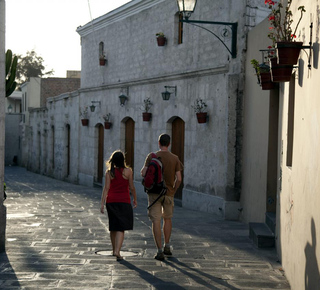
left=269, top=57, right=293, bottom=82
left=156, top=32, right=167, bottom=46
left=266, top=0, right=306, bottom=65
left=192, top=99, right=208, bottom=124
left=80, top=106, right=89, bottom=126
left=251, top=59, right=275, bottom=90
left=142, top=97, right=152, bottom=121
left=99, top=53, right=106, bottom=66
left=103, top=113, right=112, bottom=129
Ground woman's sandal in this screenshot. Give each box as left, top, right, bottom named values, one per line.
left=114, top=253, right=123, bottom=261
left=116, top=255, right=123, bottom=261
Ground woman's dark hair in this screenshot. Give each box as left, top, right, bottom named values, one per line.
left=159, top=134, right=170, bottom=147
left=106, top=150, right=127, bottom=178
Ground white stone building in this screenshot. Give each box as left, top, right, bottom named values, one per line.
left=27, top=0, right=268, bottom=220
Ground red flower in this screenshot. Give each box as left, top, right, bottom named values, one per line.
left=265, top=0, right=276, bottom=5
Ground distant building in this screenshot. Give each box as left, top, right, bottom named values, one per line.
left=9, top=74, right=81, bottom=168
left=5, top=90, right=22, bottom=113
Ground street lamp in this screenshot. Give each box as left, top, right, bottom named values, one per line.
left=90, top=101, right=101, bottom=112
left=119, top=94, right=128, bottom=107
left=176, top=0, right=197, bottom=19
left=161, top=86, right=177, bottom=101
left=176, top=0, right=238, bottom=58
left=7, top=104, right=13, bottom=114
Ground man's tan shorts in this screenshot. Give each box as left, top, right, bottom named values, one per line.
left=147, top=194, right=174, bottom=221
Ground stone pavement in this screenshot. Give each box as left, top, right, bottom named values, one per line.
left=0, top=166, right=290, bottom=289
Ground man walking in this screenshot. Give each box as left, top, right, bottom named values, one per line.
left=141, top=134, right=183, bottom=261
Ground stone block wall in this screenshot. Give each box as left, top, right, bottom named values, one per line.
left=4, top=114, right=22, bottom=166
left=26, top=0, right=269, bottom=218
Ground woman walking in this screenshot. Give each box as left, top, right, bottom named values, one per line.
left=100, top=150, right=137, bottom=261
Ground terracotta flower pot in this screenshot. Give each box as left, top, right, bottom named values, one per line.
left=104, top=122, right=112, bottom=129
left=276, top=41, right=303, bottom=65
left=259, top=72, right=275, bottom=90
left=196, top=112, right=207, bottom=124
left=143, top=112, right=152, bottom=121
left=157, top=36, right=166, bottom=46
left=81, top=119, right=89, bottom=126
left=269, top=57, right=293, bottom=83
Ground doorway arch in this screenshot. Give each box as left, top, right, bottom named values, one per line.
left=97, top=123, right=104, bottom=183
left=171, top=117, right=185, bottom=200
left=125, top=118, right=135, bottom=171
left=66, top=124, right=71, bottom=177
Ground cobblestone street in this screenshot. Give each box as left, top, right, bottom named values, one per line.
left=0, top=167, right=290, bottom=289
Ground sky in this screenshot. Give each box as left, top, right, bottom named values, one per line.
left=5, top=0, right=131, bottom=78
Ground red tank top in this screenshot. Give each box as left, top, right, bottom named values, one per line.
left=106, top=168, right=131, bottom=204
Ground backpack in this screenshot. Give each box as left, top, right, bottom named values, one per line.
left=142, top=153, right=167, bottom=195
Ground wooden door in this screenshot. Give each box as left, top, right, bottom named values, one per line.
left=66, top=124, right=70, bottom=176
left=125, top=118, right=135, bottom=171
left=97, top=124, right=104, bottom=183
left=171, top=117, right=185, bottom=200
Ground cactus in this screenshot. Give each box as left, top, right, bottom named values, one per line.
left=5, top=49, right=18, bottom=97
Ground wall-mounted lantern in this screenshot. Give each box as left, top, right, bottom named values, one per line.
left=90, top=101, right=101, bottom=112
left=161, top=86, right=177, bottom=101
left=176, top=0, right=238, bottom=58
left=8, top=104, right=13, bottom=113
left=119, top=94, right=128, bottom=107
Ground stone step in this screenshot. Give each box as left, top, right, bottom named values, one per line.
left=249, top=222, right=275, bottom=248
left=265, top=212, right=276, bottom=234
left=93, top=182, right=102, bottom=188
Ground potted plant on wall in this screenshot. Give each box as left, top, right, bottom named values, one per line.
left=251, top=59, right=275, bottom=90
left=80, top=106, right=89, bottom=126
left=99, top=53, right=106, bottom=66
left=266, top=0, right=306, bottom=66
left=142, top=97, right=152, bottom=121
left=103, top=113, right=112, bottom=129
left=192, top=99, right=208, bottom=124
left=156, top=32, right=167, bottom=46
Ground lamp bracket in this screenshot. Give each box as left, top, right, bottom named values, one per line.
left=164, top=86, right=177, bottom=96
left=180, top=19, right=237, bottom=58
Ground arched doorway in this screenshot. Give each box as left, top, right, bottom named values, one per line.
left=125, top=118, right=135, bottom=171
left=97, top=124, right=104, bottom=183
left=66, top=124, right=70, bottom=177
left=171, top=117, right=185, bottom=200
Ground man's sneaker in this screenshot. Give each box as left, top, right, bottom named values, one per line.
left=154, top=252, right=165, bottom=261
left=163, top=246, right=172, bottom=256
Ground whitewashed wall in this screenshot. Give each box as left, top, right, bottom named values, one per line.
left=243, top=0, right=320, bottom=288
left=28, top=0, right=269, bottom=219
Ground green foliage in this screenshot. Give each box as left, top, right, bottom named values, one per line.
left=103, top=113, right=111, bottom=122
left=266, top=0, right=306, bottom=43
left=191, top=99, right=207, bottom=113
left=15, top=50, right=54, bottom=85
left=5, top=49, right=18, bottom=97
left=251, top=59, right=270, bottom=76
left=143, top=97, right=152, bottom=112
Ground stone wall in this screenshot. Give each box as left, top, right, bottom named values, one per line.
left=28, top=0, right=269, bottom=219
left=4, top=113, right=22, bottom=166
left=40, top=78, right=80, bottom=107
left=243, top=0, right=320, bottom=288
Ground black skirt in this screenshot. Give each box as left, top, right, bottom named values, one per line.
left=106, top=202, right=133, bottom=231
